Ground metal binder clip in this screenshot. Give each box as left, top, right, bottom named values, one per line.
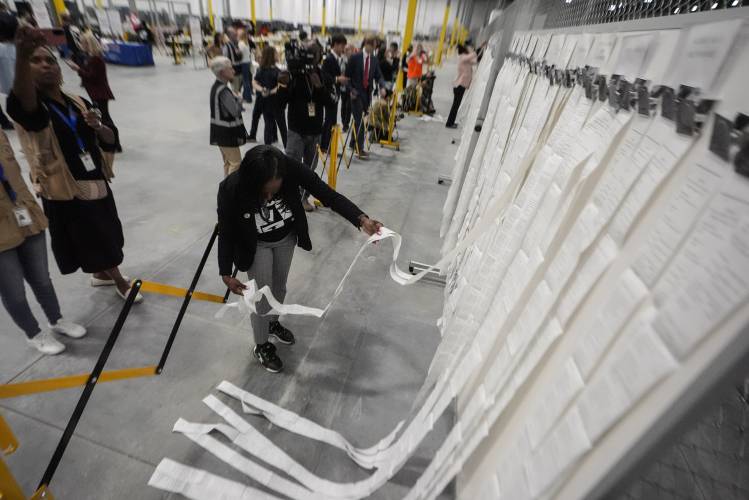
left=660, top=86, right=676, bottom=120
left=597, top=75, right=608, bottom=102
left=635, top=79, right=652, bottom=117
left=709, top=113, right=749, bottom=177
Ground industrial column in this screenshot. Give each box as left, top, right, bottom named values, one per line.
left=435, top=0, right=450, bottom=66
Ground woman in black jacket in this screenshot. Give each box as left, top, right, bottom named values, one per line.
left=218, top=145, right=382, bottom=372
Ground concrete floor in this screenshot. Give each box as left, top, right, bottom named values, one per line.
left=1, top=51, right=462, bottom=499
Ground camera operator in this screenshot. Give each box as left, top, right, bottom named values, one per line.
left=282, top=40, right=334, bottom=212
left=320, top=33, right=348, bottom=154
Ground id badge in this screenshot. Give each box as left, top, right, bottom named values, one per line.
left=80, top=152, right=97, bottom=172
left=13, top=206, right=32, bottom=227
left=308, top=103, right=316, bottom=117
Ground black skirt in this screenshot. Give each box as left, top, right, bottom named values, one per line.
left=43, top=188, right=125, bottom=274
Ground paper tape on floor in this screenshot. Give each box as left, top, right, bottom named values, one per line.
left=216, top=381, right=404, bottom=469
left=148, top=458, right=283, bottom=500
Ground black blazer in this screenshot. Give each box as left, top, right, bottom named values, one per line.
left=217, top=152, right=365, bottom=275
left=345, top=51, right=386, bottom=106
left=322, top=52, right=342, bottom=86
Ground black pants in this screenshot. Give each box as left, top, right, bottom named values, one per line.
left=0, top=104, right=11, bottom=127
left=340, top=91, right=352, bottom=130
left=93, top=99, right=121, bottom=151
left=262, top=96, right=287, bottom=147
left=350, top=95, right=367, bottom=153
left=446, top=85, right=466, bottom=127
left=320, top=100, right=338, bottom=152
left=249, top=97, right=263, bottom=139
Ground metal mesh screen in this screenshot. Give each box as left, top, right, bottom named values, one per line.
left=616, top=378, right=749, bottom=500
left=535, top=0, right=749, bottom=28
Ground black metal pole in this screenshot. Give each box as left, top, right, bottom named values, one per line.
left=222, top=267, right=239, bottom=303
left=155, top=224, right=219, bottom=374
left=38, top=280, right=143, bottom=491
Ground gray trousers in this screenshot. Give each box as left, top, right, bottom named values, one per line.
left=248, top=232, right=296, bottom=345
left=286, top=130, right=320, bottom=200
left=0, top=232, right=62, bottom=339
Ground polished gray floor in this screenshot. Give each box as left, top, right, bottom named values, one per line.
left=1, top=52, right=461, bottom=499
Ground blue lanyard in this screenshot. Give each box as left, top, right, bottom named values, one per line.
left=48, top=102, right=87, bottom=153
left=0, top=163, right=17, bottom=203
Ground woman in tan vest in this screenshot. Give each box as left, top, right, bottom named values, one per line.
left=7, top=26, right=142, bottom=303
left=0, top=130, right=86, bottom=354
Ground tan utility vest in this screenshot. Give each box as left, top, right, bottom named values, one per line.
left=14, top=93, right=115, bottom=201
left=0, top=130, right=48, bottom=252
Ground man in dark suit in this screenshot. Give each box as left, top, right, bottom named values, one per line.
left=320, top=33, right=349, bottom=153
left=344, top=36, right=387, bottom=160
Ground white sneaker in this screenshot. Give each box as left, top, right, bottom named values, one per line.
left=116, top=286, right=144, bottom=304
left=49, top=319, right=87, bottom=339
left=27, top=331, right=66, bottom=355
left=90, top=275, right=131, bottom=287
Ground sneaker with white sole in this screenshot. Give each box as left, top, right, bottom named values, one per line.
left=49, top=320, right=87, bottom=339
left=90, top=275, right=131, bottom=287
left=27, top=331, right=66, bottom=355
left=253, top=342, right=283, bottom=372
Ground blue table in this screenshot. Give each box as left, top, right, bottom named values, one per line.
left=103, top=42, right=154, bottom=66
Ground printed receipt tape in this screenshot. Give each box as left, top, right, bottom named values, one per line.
left=151, top=166, right=529, bottom=499
left=217, top=177, right=523, bottom=322
left=216, top=381, right=404, bottom=469
left=197, top=395, right=399, bottom=498
left=148, top=458, right=283, bottom=500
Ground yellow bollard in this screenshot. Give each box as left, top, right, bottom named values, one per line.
left=328, top=125, right=339, bottom=189
left=1, top=414, right=33, bottom=500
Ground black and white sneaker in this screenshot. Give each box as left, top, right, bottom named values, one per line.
left=269, top=321, right=296, bottom=345
left=253, top=342, right=283, bottom=373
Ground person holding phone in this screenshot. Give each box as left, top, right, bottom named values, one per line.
left=7, top=26, right=141, bottom=303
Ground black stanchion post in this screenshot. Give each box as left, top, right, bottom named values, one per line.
left=37, top=280, right=143, bottom=491
left=222, top=267, right=239, bottom=303
left=155, top=224, right=219, bottom=374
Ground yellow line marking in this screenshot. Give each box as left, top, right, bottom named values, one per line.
left=0, top=366, right=157, bottom=399
left=140, top=281, right=225, bottom=303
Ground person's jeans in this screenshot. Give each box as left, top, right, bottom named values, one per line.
left=0, top=232, right=62, bottom=339
left=247, top=232, right=296, bottom=345
left=241, top=63, right=253, bottom=102
left=286, top=130, right=320, bottom=200
left=320, top=100, right=339, bottom=152
left=446, top=85, right=466, bottom=127
left=350, top=94, right=367, bottom=154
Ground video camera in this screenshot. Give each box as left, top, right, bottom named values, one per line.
left=285, top=39, right=316, bottom=74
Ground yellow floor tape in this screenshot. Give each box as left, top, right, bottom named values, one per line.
left=139, top=281, right=225, bottom=303
left=0, top=366, right=157, bottom=399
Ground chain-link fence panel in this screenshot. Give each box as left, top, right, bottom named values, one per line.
left=616, top=378, right=749, bottom=500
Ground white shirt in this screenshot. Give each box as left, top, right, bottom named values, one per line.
left=239, top=40, right=251, bottom=64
